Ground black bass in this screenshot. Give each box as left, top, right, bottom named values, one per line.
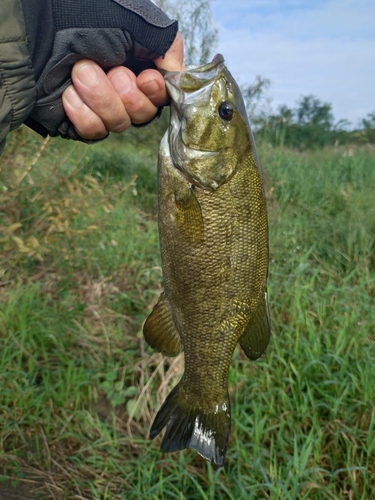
left=144, top=54, right=271, bottom=466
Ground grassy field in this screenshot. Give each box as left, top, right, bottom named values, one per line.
left=0, top=126, right=374, bottom=499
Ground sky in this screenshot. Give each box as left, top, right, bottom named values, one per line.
left=210, top=0, right=375, bottom=126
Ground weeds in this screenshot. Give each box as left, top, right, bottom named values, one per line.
left=0, top=128, right=374, bottom=499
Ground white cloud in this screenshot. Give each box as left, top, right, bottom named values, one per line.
left=211, top=0, right=375, bottom=123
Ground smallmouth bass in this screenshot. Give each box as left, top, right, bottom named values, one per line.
left=144, top=54, right=271, bottom=466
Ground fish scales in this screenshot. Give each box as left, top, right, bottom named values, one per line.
left=143, top=54, right=271, bottom=466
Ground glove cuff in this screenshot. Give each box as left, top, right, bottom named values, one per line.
left=20, top=0, right=55, bottom=80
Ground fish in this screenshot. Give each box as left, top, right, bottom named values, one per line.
left=143, top=54, right=271, bottom=467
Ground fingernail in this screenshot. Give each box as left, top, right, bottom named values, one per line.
left=63, top=86, right=84, bottom=108
left=110, top=72, right=132, bottom=95
left=77, top=63, right=99, bottom=87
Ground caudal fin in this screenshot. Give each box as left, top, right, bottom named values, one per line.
left=150, top=382, right=231, bottom=466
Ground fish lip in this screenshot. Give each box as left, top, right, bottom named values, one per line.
left=163, top=54, right=225, bottom=94
left=181, top=53, right=225, bottom=87
left=179, top=133, right=219, bottom=157
left=163, top=53, right=224, bottom=80
left=166, top=130, right=219, bottom=190
left=186, top=53, right=225, bottom=74
left=169, top=107, right=219, bottom=168
left=181, top=142, right=218, bottom=160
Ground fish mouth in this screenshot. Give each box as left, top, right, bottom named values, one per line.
left=163, top=54, right=226, bottom=190
left=179, top=54, right=225, bottom=92
left=171, top=134, right=219, bottom=189
left=165, top=119, right=219, bottom=190
left=164, top=54, right=225, bottom=99
left=164, top=54, right=226, bottom=159
left=178, top=140, right=218, bottom=161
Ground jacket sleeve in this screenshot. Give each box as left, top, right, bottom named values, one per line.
left=0, top=0, right=36, bottom=155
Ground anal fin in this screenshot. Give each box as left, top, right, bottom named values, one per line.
left=239, top=289, right=271, bottom=360
left=143, top=292, right=182, bottom=357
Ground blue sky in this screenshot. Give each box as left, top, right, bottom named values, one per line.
left=211, top=0, right=375, bottom=125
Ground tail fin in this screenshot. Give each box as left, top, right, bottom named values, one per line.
left=150, top=382, right=231, bottom=466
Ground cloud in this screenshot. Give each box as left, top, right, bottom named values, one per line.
left=212, top=0, right=375, bottom=123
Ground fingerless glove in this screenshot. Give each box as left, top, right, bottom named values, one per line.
left=20, top=0, right=178, bottom=141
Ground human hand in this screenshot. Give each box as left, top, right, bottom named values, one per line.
left=21, top=0, right=180, bottom=142
left=62, top=32, right=184, bottom=140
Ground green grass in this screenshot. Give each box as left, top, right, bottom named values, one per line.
left=0, top=129, right=374, bottom=499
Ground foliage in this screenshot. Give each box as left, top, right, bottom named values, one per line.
left=256, top=95, right=333, bottom=148
left=155, top=0, right=218, bottom=65
left=254, top=94, right=375, bottom=149
left=361, top=111, right=375, bottom=143
left=0, top=127, right=374, bottom=499
left=240, top=75, right=271, bottom=126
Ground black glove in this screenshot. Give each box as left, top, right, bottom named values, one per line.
left=20, top=0, right=178, bottom=142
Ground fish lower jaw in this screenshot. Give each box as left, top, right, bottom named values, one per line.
left=182, top=144, right=218, bottom=161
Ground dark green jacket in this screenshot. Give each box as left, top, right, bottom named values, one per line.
left=0, top=0, right=35, bottom=155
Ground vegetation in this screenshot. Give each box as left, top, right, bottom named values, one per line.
left=0, top=123, right=374, bottom=499
left=1, top=2, right=373, bottom=497
left=253, top=96, right=375, bottom=149
left=155, top=0, right=218, bottom=65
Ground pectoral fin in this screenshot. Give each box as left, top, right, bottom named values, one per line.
left=239, top=289, right=271, bottom=360
left=143, top=293, right=182, bottom=357
left=174, top=186, right=204, bottom=244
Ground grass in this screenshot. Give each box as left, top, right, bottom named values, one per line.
left=0, top=127, right=374, bottom=499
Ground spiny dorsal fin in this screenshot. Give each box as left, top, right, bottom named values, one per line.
left=239, top=289, right=271, bottom=360
left=143, top=292, right=182, bottom=357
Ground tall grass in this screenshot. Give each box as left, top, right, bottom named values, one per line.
left=0, top=128, right=374, bottom=499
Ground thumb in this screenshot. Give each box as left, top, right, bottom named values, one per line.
left=154, top=31, right=185, bottom=72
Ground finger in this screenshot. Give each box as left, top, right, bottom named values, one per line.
left=62, top=85, right=108, bottom=140
left=136, top=69, right=168, bottom=107
left=107, top=67, right=159, bottom=125
left=71, top=60, right=131, bottom=132
left=136, top=31, right=185, bottom=108
left=154, top=31, right=185, bottom=72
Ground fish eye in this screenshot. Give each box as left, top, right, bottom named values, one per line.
left=218, top=101, right=235, bottom=121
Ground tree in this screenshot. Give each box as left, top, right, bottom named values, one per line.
left=296, top=95, right=333, bottom=130
left=255, top=95, right=338, bottom=149
left=252, top=104, right=292, bottom=147
left=155, top=0, right=218, bottom=64
left=361, top=111, right=375, bottom=142
left=240, top=76, right=271, bottom=127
